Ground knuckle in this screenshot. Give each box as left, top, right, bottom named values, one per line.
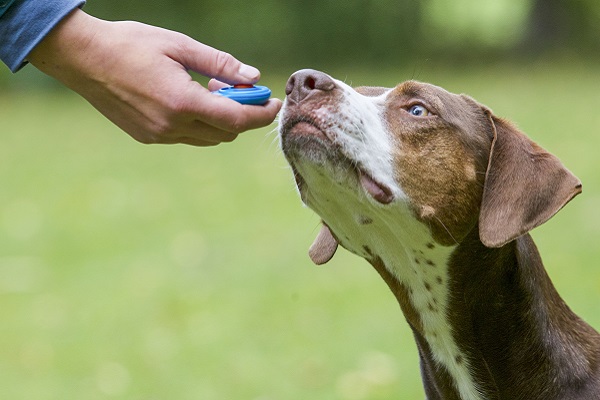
left=221, top=133, right=238, bottom=143
left=140, top=119, right=176, bottom=144
left=227, top=115, right=248, bottom=134
left=212, top=50, right=236, bottom=76
left=127, top=126, right=163, bottom=145
left=162, top=91, right=189, bottom=115
left=135, top=132, right=160, bottom=145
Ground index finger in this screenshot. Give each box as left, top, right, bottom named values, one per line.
left=174, top=35, right=260, bottom=85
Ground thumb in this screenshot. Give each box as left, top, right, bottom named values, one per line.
left=175, top=35, right=260, bottom=84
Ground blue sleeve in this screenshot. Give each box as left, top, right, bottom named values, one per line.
left=0, top=0, right=86, bottom=72
left=0, top=1, right=18, bottom=18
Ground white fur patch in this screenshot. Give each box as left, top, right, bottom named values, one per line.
left=321, top=80, right=405, bottom=201
left=285, top=79, right=485, bottom=400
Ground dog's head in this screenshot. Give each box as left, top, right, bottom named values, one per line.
left=279, top=69, right=581, bottom=264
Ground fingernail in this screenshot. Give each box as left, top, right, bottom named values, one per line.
left=239, top=64, right=260, bottom=81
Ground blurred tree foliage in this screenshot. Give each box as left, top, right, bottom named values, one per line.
left=1, top=0, right=599, bottom=85
left=520, top=0, right=600, bottom=54
left=82, top=0, right=599, bottom=68
left=84, top=0, right=424, bottom=70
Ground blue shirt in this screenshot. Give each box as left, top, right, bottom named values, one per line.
left=0, top=0, right=86, bottom=72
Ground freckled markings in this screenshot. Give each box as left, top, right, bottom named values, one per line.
left=387, top=244, right=483, bottom=400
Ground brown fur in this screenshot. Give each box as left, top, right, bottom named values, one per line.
left=379, top=83, right=492, bottom=245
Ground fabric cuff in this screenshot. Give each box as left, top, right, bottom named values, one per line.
left=0, top=0, right=86, bottom=72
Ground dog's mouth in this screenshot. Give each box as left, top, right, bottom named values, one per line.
left=281, top=117, right=394, bottom=205
left=281, top=116, right=331, bottom=143
left=358, top=171, right=394, bottom=204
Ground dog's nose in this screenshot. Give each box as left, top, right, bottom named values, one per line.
left=285, top=69, right=336, bottom=103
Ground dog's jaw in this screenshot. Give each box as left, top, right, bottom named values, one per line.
left=280, top=77, right=402, bottom=206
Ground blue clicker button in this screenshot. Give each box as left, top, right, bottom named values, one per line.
left=214, top=84, right=271, bottom=105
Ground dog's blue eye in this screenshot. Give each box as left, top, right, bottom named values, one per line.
left=409, top=104, right=430, bottom=117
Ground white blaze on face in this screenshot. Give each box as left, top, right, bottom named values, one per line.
left=323, top=79, right=405, bottom=201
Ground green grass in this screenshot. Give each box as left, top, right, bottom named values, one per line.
left=1, top=63, right=599, bottom=400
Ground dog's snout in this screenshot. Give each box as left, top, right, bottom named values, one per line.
left=285, top=69, right=335, bottom=103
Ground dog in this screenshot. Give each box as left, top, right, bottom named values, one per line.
left=278, top=69, right=600, bottom=400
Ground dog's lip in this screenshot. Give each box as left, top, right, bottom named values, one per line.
left=281, top=116, right=331, bottom=143
left=282, top=113, right=394, bottom=205
left=358, top=169, right=394, bottom=204
left=292, top=162, right=394, bottom=206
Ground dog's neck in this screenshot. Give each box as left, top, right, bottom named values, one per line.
left=295, top=159, right=599, bottom=399
left=280, top=69, right=596, bottom=399
left=368, top=227, right=600, bottom=400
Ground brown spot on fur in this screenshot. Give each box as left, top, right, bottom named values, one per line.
left=425, top=282, right=432, bottom=291
left=464, top=163, right=477, bottom=181
left=363, top=245, right=374, bottom=258
left=415, top=258, right=421, bottom=265
left=426, top=243, right=435, bottom=249
left=420, top=205, right=436, bottom=219
left=436, top=276, right=443, bottom=285
left=426, top=260, right=436, bottom=267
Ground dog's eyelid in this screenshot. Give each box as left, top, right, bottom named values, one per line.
left=404, top=100, right=437, bottom=117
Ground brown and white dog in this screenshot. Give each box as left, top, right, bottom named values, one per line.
left=278, top=69, right=600, bottom=400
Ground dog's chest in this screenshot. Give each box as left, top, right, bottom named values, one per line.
left=300, top=165, right=484, bottom=400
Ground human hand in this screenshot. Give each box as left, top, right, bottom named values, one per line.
left=28, top=9, right=282, bottom=146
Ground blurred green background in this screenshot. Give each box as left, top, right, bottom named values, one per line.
left=1, top=1, right=600, bottom=399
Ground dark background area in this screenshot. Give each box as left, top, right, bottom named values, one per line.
left=2, top=0, right=599, bottom=87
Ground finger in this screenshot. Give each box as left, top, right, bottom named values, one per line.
left=186, top=121, right=239, bottom=143
left=174, top=35, right=260, bottom=84
left=150, top=135, right=221, bottom=147
left=207, top=78, right=229, bottom=92
left=195, top=95, right=283, bottom=134
left=160, top=121, right=239, bottom=145
left=236, top=99, right=283, bottom=131
left=177, top=137, right=227, bottom=147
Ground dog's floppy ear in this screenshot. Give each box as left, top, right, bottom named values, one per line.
left=309, top=223, right=338, bottom=265
left=479, top=111, right=582, bottom=248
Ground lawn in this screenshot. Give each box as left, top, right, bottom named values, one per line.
left=1, top=62, right=599, bottom=400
